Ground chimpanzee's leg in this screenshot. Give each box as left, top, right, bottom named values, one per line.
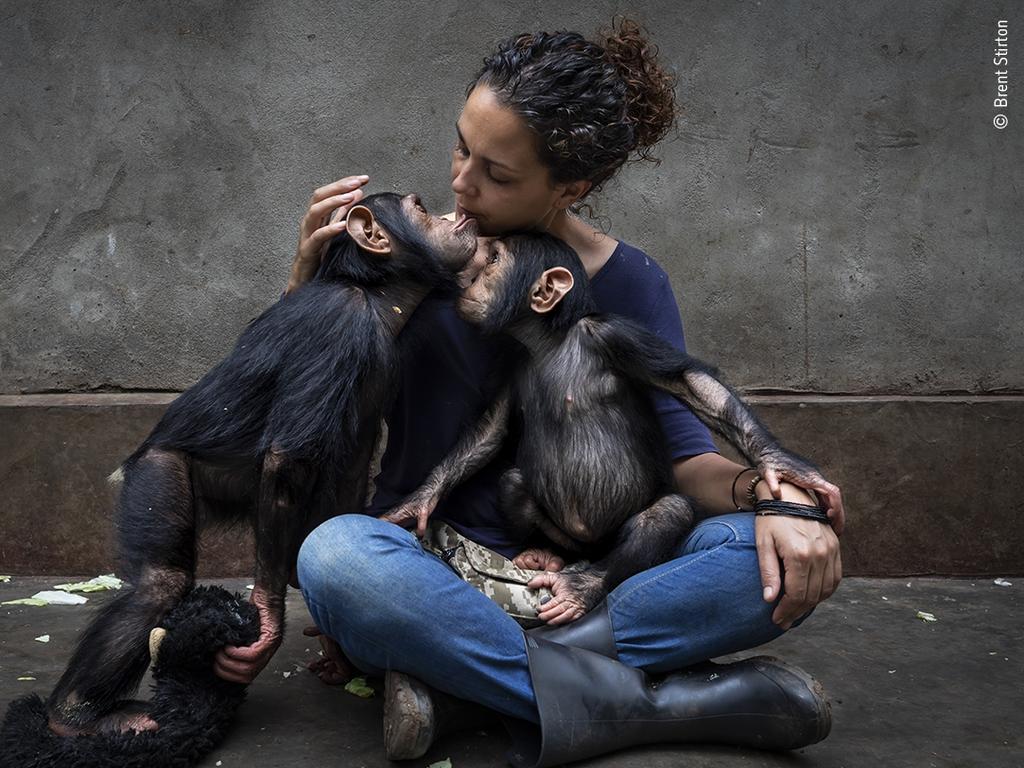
left=47, top=447, right=196, bottom=733
left=601, top=494, right=696, bottom=589
left=247, top=451, right=314, bottom=649
left=499, top=467, right=579, bottom=552
left=537, top=494, right=695, bottom=624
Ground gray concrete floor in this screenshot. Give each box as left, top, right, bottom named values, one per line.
left=1, top=577, right=1021, bottom=768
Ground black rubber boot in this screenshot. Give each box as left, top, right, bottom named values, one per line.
left=383, top=670, right=496, bottom=760
left=527, top=602, right=618, bottom=658
left=505, top=636, right=832, bottom=768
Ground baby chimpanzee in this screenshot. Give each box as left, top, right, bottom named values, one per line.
left=35, top=193, right=478, bottom=741
left=386, top=232, right=837, bottom=625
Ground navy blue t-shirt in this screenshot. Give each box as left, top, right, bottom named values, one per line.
left=366, top=240, right=719, bottom=557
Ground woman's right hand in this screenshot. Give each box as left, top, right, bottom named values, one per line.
left=286, top=175, right=370, bottom=294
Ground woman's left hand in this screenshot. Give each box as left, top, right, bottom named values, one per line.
left=757, top=447, right=846, bottom=534
left=754, top=482, right=842, bottom=629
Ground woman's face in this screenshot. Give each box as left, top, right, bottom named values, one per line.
left=451, top=85, right=575, bottom=236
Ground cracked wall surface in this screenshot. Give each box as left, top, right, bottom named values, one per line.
left=1, top=0, right=1021, bottom=394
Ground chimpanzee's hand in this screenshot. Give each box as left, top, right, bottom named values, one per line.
left=213, top=591, right=283, bottom=684
left=528, top=567, right=605, bottom=626
left=302, top=625, right=356, bottom=685
left=380, top=490, right=440, bottom=537
left=288, top=175, right=371, bottom=294
left=512, top=547, right=565, bottom=572
left=756, top=447, right=845, bottom=534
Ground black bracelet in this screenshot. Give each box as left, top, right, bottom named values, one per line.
left=753, top=499, right=831, bottom=525
left=731, top=467, right=757, bottom=510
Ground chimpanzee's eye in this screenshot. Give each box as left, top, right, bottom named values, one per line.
left=487, top=245, right=500, bottom=265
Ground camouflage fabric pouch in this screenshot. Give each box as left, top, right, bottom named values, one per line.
left=422, top=520, right=553, bottom=628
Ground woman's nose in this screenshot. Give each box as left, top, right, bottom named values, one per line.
left=451, top=163, right=475, bottom=197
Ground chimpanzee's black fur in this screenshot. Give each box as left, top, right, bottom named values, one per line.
left=9, top=192, right=475, bottom=747
left=0, top=586, right=259, bottom=768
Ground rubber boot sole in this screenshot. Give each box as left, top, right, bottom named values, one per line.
left=383, top=670, right=435, bottom=760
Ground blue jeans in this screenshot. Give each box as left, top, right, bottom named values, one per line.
left=298, top=512, right=789, bottom=724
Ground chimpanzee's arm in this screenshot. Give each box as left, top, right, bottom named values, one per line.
left=217, top=450, right=312, bottom=682
left=381, top=389, right=512, bottom=535
left=583, top=315, right=835, bottom=499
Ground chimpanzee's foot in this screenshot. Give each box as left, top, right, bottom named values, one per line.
left=48, top=701, right=159, bottom=736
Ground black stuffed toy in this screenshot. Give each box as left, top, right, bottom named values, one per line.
left=1, top=585, right=260, bottom=768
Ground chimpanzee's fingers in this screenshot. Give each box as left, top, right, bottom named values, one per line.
left=416, top=509, right=430, bottom=537
left=538, top=597, right=571, bottom=622
left=545, top=555, right=565, bottom=572
left=528, top=573, right=556, bottom=590
left=380, top=508, right=414, bottom=528
left=543, top=601, right=584, bottom=625
left=221, top=640, right=270, bottom=661
left=546, top=609, right=582, bottom=626
left=512, top=552, right=538, bottom=569
left=764, top=467, right=782, bottom=498
left=825, top=484, right=846, bottom=535
left=214, top=651, right=256, bottom=683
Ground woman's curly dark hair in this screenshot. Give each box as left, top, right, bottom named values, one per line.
left=468, top=17, right=677, bottom=198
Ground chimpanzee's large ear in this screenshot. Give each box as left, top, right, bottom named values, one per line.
left=345, top=205, right=392, bottom=256
left=530, top=267, right=575, bottom=314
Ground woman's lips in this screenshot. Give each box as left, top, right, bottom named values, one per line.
left=456, top=203, right=483, bottom=222
left=453, top=203, right=480, bottom=233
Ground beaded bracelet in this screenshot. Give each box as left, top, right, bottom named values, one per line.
left=745, top=473, right=764, bottom=506
left=753, top=499, right=831, bottom=525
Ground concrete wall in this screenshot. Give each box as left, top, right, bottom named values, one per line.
left=1, top=1, right=1021, bottom=574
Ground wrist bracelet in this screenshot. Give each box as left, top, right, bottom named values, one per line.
left=753, top=499, right=831, bottom=525
left=731, top=467, right=757, bottom=510
left=745, top=474, right=764, bottom=506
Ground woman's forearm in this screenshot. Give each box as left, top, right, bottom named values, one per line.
left=672, top=452, right=814, bottom=515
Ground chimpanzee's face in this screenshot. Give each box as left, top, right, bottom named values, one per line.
left=401, top=194, right=479, bottom=272
left=457, top=238, right=512, bottom=325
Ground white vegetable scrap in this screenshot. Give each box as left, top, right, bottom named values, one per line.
left=3, top=591, right=90, bottom=606
left=31, top=591, right=89, bottom=605
left=34, top=635, right=50, bottom=643
left=993, top=578, right=1012, bottom=587
left=53, top=575, right=123, bottom=593
left=0, top=575, right=11, bottom=583
left=916, top=611, right=937, bottom=622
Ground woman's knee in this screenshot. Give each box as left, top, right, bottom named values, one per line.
left=679, top=512, right=755, bottom=555
left=297, top=513, right=418, bottom=603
